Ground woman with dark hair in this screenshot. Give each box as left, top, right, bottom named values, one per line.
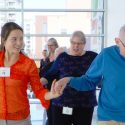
left=0, top=22, right=60, bottom=125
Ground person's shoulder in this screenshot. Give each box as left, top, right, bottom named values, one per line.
left=97, top=45, right=118, bottom=59
left=86, top=51, right=98, bottom=56
left=85, top=51, right=98, bottom=60
left=57, top=52, right=67, bottom=58
left=102, top=45, right=117, bottom=53
left=20, top=53, right=34, bottom=64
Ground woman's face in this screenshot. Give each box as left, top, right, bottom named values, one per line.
left=70, top=36, right=85, bottom=56
left=47, top=41, right=57, bottom=53
left=4, top=29, right=24, bottom=54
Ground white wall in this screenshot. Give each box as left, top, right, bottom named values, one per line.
left=106, top=0, right=125, bottom=47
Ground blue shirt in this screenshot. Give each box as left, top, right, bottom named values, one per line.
left=45, top=51, right=97, bottom=107
left=69, top=45, right=125, bottom=122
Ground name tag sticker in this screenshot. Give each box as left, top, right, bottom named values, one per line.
left=62, top=107, right=73, bottom=115
left=0, top=67, right=10, bottom=77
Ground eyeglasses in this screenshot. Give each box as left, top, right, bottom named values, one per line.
left=119, top=39, right=125, bottom=48
left=47, top=44, right=55, bottom=47
left=71, top=41, right=84, bottom=46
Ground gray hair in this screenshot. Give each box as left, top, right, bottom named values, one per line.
left=70, top=31, right=86, bottom=44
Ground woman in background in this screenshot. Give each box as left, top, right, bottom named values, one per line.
left=39, top=38, right=58, bottom=76
left=40, top=47, right=67, bottom=125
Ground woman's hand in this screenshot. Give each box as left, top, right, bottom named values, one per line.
left=50, top=79, right=61, bottom=99
left=44, top=77, right=71, bottom=100
left=54, top=77, right=71, bottom=94
left=44, top=79, right=61, bottom=100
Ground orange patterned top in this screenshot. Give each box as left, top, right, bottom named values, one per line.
left=0, top=51, right=50, bottom=120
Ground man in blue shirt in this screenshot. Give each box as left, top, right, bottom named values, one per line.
left=54, top=25, right=125, bottom=125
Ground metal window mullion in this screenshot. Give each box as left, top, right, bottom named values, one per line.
left=0, top=9, right=105, bottom=12
left=24, top=34, right=105, bottom=37
left=21, top=0, right=24, bottom=28
left=103, top=0, right=107, bottom=48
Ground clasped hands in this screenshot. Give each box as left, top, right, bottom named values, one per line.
left=53, top=77, right=71, bottom=95
left=41, top=77, right=71, bottom=99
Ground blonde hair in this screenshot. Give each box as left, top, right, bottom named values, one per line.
left=47, top=38, right=59, bottom=48
left=47, top=38, right=59, bottom=58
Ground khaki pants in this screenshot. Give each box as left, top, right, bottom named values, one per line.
left=0, top=115, right=31, bottom=125
left=98, top=121, right=125, bottom=125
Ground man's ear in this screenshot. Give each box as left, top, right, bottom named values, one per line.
left=115, top=37, right=120, bottom=46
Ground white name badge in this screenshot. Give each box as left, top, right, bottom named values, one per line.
left=62, top=107, right=73, bottom=115
left=0, top=67, right=10, bottom=77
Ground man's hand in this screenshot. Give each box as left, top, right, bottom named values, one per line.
left=44, top=77, right=71, bottom=100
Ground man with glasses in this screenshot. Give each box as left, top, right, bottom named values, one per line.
left=54, top=25, right=125, bottom=125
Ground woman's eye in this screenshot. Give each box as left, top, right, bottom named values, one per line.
left=11, top=38, right=16, bottom=42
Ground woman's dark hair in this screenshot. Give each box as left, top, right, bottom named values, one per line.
left=0, top=22, right=23, bottom=51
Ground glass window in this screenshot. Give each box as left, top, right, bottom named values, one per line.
left=24, top=12, right=104, bottom=34
left=24, top=36, right=103, bottom=60
left=24, top=0, right=99, bottom=9
left=0, top=0, right=105, bottom=65
left=0, top=0, right=105, bottom=102
left=0, top=12, right=22, bottom=27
